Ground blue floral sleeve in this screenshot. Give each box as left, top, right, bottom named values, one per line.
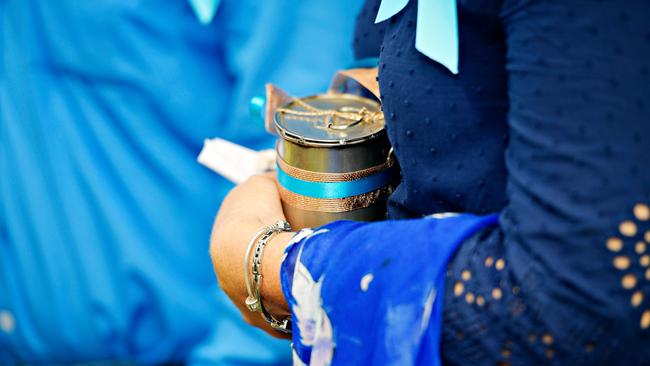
left=280, top=214, right=498, bottom=366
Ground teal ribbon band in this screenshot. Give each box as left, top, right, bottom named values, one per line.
left=277, top=164, right=394, bottom=199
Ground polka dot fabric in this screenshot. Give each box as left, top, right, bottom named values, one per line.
left=353, top=0, right=387, bottom=60
left=354, top=0, right=650, bottom=364
left=377, top=0, right=509, bottom=218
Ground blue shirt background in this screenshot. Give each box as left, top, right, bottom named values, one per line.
left=0, top=0, right=361, bottom=363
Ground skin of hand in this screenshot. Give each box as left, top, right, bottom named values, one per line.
left=210, top=173, right=294, bottom=339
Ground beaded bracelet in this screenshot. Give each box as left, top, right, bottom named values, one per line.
left=244, top=220, right=292, bottom=333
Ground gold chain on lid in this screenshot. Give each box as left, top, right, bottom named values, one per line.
left=276, top=98, right=383, bottom=130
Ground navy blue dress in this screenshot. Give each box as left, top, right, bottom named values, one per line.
left=280, top=1, right=650, bottom=365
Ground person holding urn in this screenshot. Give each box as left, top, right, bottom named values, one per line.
left=211, top=0, right=650, bottom=364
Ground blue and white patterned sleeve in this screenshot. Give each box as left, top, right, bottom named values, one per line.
left=280, top=214, right=497, bottom=366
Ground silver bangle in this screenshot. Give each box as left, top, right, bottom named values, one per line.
left=244, top=226, right=268, bottom=313
left=244, top=220, right=292, bottom=333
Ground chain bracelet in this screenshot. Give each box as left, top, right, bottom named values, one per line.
left=244, top=220, right=293, bottom=333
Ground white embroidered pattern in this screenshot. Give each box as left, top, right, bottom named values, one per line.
left=290, top=228, right=334, bottom=366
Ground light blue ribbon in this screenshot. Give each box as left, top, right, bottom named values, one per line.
left=375, top=0, right=459, bottom=74
left=187, top=0, right=221, bottom=25
left=277, top=164, right=394, bottom=199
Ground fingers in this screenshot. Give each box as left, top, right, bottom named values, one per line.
left=238, top=174, right=286, bottom=224
left=210, top=171, right=292, bottom=339
left=260, top=171, right=278, bottom=181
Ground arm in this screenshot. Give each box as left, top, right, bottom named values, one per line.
left=440, top=1, right=650, bottom=363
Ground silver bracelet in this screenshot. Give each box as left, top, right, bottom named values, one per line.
left=244, top=220, right=292, bottom=333
left=244, top=226, right=269, bottom=313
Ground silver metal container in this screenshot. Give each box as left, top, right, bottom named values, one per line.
left=274, top=93, right=397, bottom=230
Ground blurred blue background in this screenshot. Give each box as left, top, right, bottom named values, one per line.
left=0, top=0, right=361, bottom=364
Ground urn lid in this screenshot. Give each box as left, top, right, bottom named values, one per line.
left=274, top=94, right=385, bottom=147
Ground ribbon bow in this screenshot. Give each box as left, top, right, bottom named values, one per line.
left=187, top=0, right=221, bottom=24
left=375, top=0, right=459, bottom=74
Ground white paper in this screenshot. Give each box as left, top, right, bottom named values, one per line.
left=197, top=138, right=276, bottom=184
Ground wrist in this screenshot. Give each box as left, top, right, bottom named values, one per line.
left=260, top=231, right=294, bottom=316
